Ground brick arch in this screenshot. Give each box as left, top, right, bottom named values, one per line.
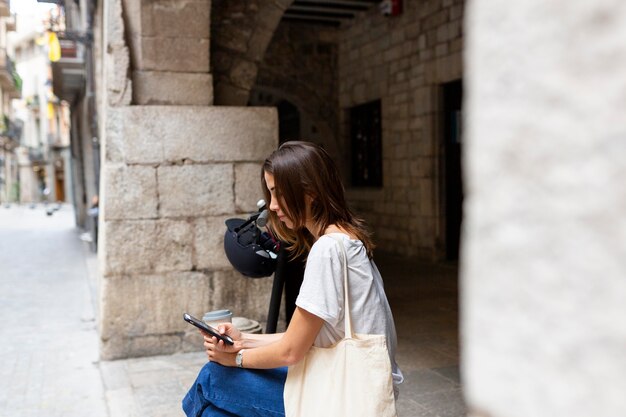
left=211, top=0, right=294, bottom=105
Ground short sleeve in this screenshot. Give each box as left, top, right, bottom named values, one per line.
left=295, top=237, right=345, bottom=327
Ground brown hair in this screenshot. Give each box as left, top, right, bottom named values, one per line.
left=262, top=141, right=375, bottom=259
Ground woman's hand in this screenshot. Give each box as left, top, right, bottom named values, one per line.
left=200, top=323, right=243, bottom=366
left=216, top=322, right=242, bottom=342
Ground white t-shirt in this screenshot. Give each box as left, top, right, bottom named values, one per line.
left=295, top=233, right=404, bottom=392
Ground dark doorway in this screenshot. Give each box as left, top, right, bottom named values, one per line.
left=277, top=100, right=301, bottom=144
left=442, top=80, right=463, bottom=260
left=350, top=100, right=382, bottom=187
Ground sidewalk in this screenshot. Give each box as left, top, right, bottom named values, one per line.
left=0, top=204, right=465, bottom=417
left=0, top=204, right=108, bottom=417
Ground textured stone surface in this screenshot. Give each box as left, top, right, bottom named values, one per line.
left=108, top=106, right=277, bottom=164
left=210, top=270, right=274, bottom=323
left=234, top=162, right=264, bottom=212
left=106, top=0, right=132, bottom=106
left=211, top=0, right=294, bottom=105
left=138, top=0, right=210, bottom=39
left=100, top=271, right=211, bottom=359
left=252, top=22, right=340, bottom=158
left=462, top=1, right=626, bottom=417
left=102, top=219, right=193, bottom=275
left=103, top=163, right=158, bottom=220
left=193, top=216, right=233, bottom=271
left=338, top=0, right=464, bottom=258
left=133, top=71, right=213, bottom=105
left=123, top=0, right=211, bottom=73
left=132, top=36, right=210, bottom=73
left=157, top=163, right=234, bottom=217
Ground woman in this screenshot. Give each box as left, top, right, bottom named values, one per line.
left=183, top=141, right=403, bottom=417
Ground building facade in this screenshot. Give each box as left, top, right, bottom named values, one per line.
left=0, top=0, right=21, bottom=205
left=12, top=6, right=71, bottom=205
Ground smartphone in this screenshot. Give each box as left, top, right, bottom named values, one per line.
left=183, top=313, right=234, bottom=345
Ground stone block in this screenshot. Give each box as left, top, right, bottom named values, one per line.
left=133, top=36, right=210, bottom=72
left=106, top=44, right=132, bottom=106
left=414, top=86, right=438, bottom=114
left=210, top=270, right=274, bottom=323
left=133, top=71, right=213, bottom=105
left=194, top=216, right=232, bottom=270
left=115, top=106, right=277, bottom=164
left=127, top=334, right=181, bottom=357
left=235, top=162, right=264, bottom=212
left=420, top=179, right=435, bottom=216
left=139, top=0, right=211, bottom=39
left=246, top=27, right=275, bottom=62
left=157, top=164, right=234, bottom=217
left=213, top=81, right=251, bottom=106
left=229, top=58, right=258, bottom=90
left=102, top=219, right=193, bottom=275
left=99, top=271, right=211, bottom=347
left=103, top=164, right=158, bottom=220
left=181, top=330, right=205, bottom=353
left=115, top=109, right=164, bottom=164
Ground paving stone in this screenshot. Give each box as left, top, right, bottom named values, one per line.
left=432, top=365, right=462, bottom=384
left=414, top=388, right=467, bottom=417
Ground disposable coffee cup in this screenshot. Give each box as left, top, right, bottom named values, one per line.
left=202, top=309, right=233, bottom=328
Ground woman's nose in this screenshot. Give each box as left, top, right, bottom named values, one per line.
left=269, top=197, right=279, bottom=212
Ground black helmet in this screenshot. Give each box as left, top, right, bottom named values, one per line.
left=224, top=218, right=279, bottom=278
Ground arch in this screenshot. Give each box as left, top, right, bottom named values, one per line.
left=248, top=85, right=341, bottom=163
left=211, top=0, right=295, bottom=105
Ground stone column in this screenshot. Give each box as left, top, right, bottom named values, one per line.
left=122, top=0, right=213, bottom=105
left=462, top=1, right=626, bottom=417
left=99, top=0, right=278, bottom=359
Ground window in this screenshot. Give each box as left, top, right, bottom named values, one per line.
left=350, top=100, right=382, bottom=187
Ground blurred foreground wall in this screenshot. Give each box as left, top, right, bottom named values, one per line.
left=462, top=0, right=626, bottom=416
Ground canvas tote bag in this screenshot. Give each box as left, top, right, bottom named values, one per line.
left=283, top=235, right=397, bottom=417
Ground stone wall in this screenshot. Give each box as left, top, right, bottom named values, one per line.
left=98, top=0, right=279, bottom=359
left=462, top=0, right=626, bottom=416
left=252, top=22, right=340, bottom=157
left=122, top=0, right=213, bottom=105
left=338, top=0, right=464, bottom=258
left=211, top=0, right=294, bottom=105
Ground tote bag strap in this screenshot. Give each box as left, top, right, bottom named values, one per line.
left=327, top=234, right=353, bottom=339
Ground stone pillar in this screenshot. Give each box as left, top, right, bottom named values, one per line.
left=99, top=0, right=279, bottom=359
left=122, top=0, right=213, bottom=105
left=462, top=1, right=626, bottom=417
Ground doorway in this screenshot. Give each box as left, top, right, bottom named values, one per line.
left=442, top=80, right=463, bottom=260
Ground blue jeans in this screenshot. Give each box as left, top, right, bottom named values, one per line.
left=182, top=362, right=287, bottom=417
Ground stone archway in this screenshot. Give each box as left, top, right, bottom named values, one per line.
left=211, top=0, right=294, bottom=105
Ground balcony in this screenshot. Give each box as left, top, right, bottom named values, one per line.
left=28, top=147, right=46, bottom=164
left=51, top=37, right=85, bottom=102
left=48, top=132, right=69, bottom=149
left=0, top=116, right=22, bottom=151
left=0, top=51, right=22, bottom=99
